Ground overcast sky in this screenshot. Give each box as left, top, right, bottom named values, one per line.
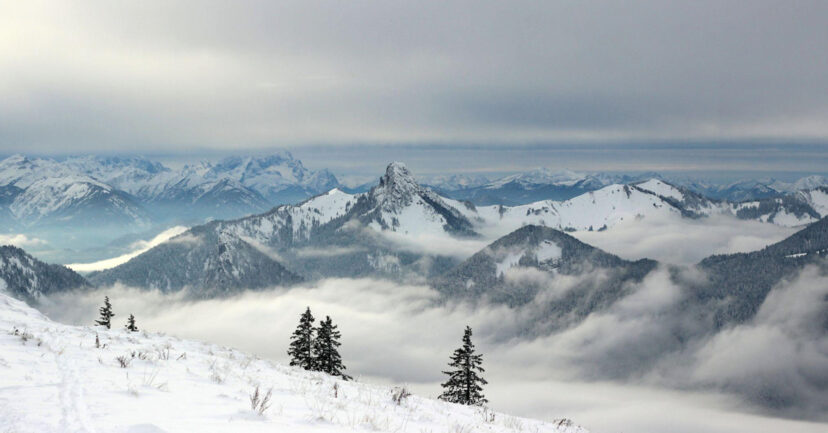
left=1, top=1, right=827, bottom=173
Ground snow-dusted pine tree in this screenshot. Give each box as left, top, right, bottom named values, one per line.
left=313, top=316, right=351, bottom=380
left=438, top=326, right=488, bottom=405
left=125, top=314, right=138, bottom=332
left=288, top=307, right=316, bottom=370
left=95, top=296, right=115, bottom=329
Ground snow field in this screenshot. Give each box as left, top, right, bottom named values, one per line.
left=0, top=293, right=585, bottom=433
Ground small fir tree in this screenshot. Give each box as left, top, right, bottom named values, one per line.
left=438, top=326, right=488, bottom=405
left=125, top=314, right=138, bottom=332
left=313, top=316, right=351, bottom=380
left=288, top=307, right=316, bottom=370
left=95, top=296, right=115, bottom=329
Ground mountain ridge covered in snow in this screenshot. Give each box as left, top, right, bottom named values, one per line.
left=83, top=162, right=828, bottom=295
left=0, top=152, right=344, bottom=230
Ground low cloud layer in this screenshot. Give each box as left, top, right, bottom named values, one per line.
left=39, top=260, right=828, bottom=432
left=66, top=226, right=188, bottom=272
left=0, top=233, right=46, bottom=248
left=573, top=214, right=796, bottom=265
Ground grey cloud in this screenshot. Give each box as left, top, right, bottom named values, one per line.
left=1, top=1, right=828, bottom=154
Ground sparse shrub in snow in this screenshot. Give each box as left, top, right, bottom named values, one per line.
left=477, top=406, right=496, bottom=423
left=210, top=370, right=224, bottom=384
left=116, top=355, right=132, bottom=368
left=554, top=419, right=574, bottom=428
left=249, top=385, right=273, bottom=415
left=450, top=423, right=475, bottom=433
left=156, top=345, right=170, bottom=360
left=391, top=386, right=411, bottom=405
left=209, top=359, right=227, bottom=384
left=11, top=327, right=34, bottom=344
left=504, top=415, right=524, bottom=430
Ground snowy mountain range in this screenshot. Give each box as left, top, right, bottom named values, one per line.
left=2, top=152, right=826, bottom=235
left=0, top=152, right=342, bottom=230
left=81, top=162, right=828, bottom=294
left=0, top=155, right=151, bottom=229
left=436, top=168, right=828, bottom=206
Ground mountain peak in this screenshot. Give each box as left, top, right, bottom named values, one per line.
left=377, top=162, right=419, bottom=195
left=384, top=161, right=412, bottom=178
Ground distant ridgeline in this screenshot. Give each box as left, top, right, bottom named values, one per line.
left=1, top=153, right=827, bottom=232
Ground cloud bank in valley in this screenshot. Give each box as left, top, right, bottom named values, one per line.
left=572, top=214, right=797, bottom=265
left=0, top=233, right=46, bottom=248
left=66, top=226, right=189, bottom=272
left=39, top=259, right=828, bottom=433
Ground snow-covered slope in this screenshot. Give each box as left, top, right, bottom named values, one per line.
left=730, top=187, right=828, bottom=227
left=0, top=246, right=90, bottom=303
left=10, top=176, right=150, bottom=227
left=0, top=293, right=585, bottom=433
left=445, top=182, right=716, bottom=237
left=221, top=188, right=359, bottom=245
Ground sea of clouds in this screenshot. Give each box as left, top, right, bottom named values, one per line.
left=35, top=213, right=827, bottom=432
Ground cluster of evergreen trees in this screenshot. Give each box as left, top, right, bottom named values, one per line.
left=99, top=298, right=488, bottom=406
left=287, top=307, right=351, bottom=380
left=94, top=296, right=139, bottom=332
left=287, top=307, right=488, bottom=406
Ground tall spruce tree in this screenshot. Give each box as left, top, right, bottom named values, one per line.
left=125, top=314, right=138, bottom=332
left=288, top=307, right=316, bottom=370
left=438, top=326, right=487, bottom=405
left=313, top=316, right=351, bottom=380
left=95, top=296, right=115, bottom=329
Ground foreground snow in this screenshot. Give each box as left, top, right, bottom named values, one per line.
left=0, top=293, right=585, bottom=433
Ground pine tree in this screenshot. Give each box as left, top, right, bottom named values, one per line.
left=125, top=314, right=138, bottom=332
left=288, top=307, right=316, bottom=371
left=313, top=316, right=351, bottom=380
left=438, top=326, right=487, bottom=405
left=95, top=296, right=115, bottom=329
